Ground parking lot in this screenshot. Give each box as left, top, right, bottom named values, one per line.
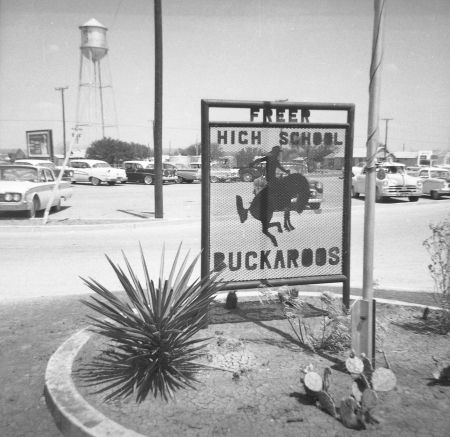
left=0, top=177, right=449, bottom=300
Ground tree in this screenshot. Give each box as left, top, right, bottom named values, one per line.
left=85, top=138, right=153, bottom=164
left=210, top=143, right=225, bottom=161
left=177, top=143, right=200, bottom=156
left=288, top=132, right=338, bottom=172
left=234, top=147, right=264, bottom=167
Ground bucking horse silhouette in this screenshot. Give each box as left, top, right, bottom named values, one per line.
left=236, top=173, right=310, bottom=247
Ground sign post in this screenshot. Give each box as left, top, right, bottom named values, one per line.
left=201, top=100, right=354, bottom=307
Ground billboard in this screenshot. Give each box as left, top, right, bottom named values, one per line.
left=26, top=130, right=54, bottom=159
left=201, top=101, right=354, bottom=304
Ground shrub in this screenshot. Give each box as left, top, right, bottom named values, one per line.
left=80, top=244, right=224, bottom=402
left=423, top=214, right=450, bottom=333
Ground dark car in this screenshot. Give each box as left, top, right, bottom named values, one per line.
left=123, top=161, right=178, bottom=185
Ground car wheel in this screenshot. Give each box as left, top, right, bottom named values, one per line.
left=91, top=177, right=101, bottom=186
left=210, top=176, right=219, bottom=183
left=26, top=197, right=39, bottom=219
left=144, top=175, right=153, bottom=185
left=107, top=181, right=116, bottom=186
left=375, top=188, right=384, bottom=203
left=351, top=186, right=359, bottom=198
left=175, top=176, right=184, bottom=184
left=121, top=181, right=127, bottom=184
left=186, top=180, right=194, bottom=184
left=51, top=199, right=61, bottom=212
left=431, top=191, right=441, bottom=200
left=241, top=173, right=254, bottom=182
left=408, top=196, right=419, bottom=202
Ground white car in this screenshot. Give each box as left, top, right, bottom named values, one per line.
left=70, top=159, right=128, bottom=186
left=0, top=165, right=73, bottom=218
left=352, top=162, right=365, bottom=177
left=352, top=162, right=422, bottom=202
left=414, top=167, right=450, bottom=200
left=14, top=159, right=76, bottom=183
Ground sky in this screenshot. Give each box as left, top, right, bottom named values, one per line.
left=0, top=0, right=449, bottom=155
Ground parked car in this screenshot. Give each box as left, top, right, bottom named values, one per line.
left=123, top=161, right=178, bottom=185
left=174, top=163, right=201, bottom=183
left=0, top=165, right=73, bottom=218
left=352, top=162, right=422, bottom=202
left=251, top=162, right=323, bottom=210
left=14, top=159, right=76, bottom=183
left=413, top=167, right=450, bottom=200
left=352, top=162, right=366, bottom=177
left=210, top=164, right=240, bottom=183
left=70, top=159, right=128, bottom=185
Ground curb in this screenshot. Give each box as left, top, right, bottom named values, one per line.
left=44, top=328, right=147, bottom=437
left=0, top=217, right=200, bottom=232
left=44, top=294, right=440, bottom=437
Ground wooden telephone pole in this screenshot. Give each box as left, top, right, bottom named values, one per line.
left=154, top=0, right=163, bottom=218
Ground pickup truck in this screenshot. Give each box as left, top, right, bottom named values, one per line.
left=174, top=163, right=201, bottom=183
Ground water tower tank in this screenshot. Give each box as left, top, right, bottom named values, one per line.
left=79, top=18, right=108, bottom=62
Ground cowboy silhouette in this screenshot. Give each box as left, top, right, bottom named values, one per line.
left=237, top=146, right=310, bottom=246
left=250, top=146, right=290, bottom=189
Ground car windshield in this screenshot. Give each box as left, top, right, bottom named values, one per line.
left=382, top=166, right=405, bottom=175
left=92, top=163, right=111, bottom=168
left=145, top=164, right=155, bottom=169
left=175, top=164, right=188, bottom=169
left=1, top=167, right=38, bottom=182
left=37, top=163, right=54, bottom=169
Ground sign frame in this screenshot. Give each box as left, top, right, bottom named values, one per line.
left=201, top=100, right=355, bottom=307
left=26, top=129, right=54, bottom=159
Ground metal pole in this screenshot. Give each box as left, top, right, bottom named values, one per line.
left=354, top=0, right=387, bottom=361
left=55, top=87, right=68, bottom=158
left=43, top=129, right=81, bottom=225
left=382, top=118, right=393, bottom=160
left=154, top=0, right=163, bottom=218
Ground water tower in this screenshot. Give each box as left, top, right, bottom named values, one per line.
left=75, top=18, right=119, bottom=150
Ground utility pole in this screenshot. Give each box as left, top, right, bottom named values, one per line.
left=154, top=0, right=163, bottom=218
left=381, top=118, right=393, bottom=160
left=55, top=86, right=68, bottom=159
left=352, top=0, right=387, bottom=364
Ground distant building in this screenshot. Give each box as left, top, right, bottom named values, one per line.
left=0, top=148, right=27, bottom=162
left=324, top=146, right=393, bottom=170
left=391, top=151, right=418, bottom=167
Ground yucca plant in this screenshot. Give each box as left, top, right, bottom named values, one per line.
left=80, top=243, right=224, bottom=402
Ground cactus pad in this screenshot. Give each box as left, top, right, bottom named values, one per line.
left=346, top=356, right=364, bottom=374
left=361, top=388, right=378, bottom=411
left=304, top=371, right=323, bottom=392
left=318, top=390, right=337, bottom=418
left=340, top=396, right=366, bottom=430
left=372, top=368, right=397, bottom=392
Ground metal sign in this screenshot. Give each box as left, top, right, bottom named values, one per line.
left=26, top=130, right=54, bottom=159
left=201, top=100, right=354, bottom=306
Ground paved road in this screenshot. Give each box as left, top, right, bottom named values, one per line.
left=0, top=181, right=448, bottom=300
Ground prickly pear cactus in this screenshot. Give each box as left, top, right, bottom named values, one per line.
left=360, top=353, right=374, bottom=382
left=225, top=291, right=238, bottom=309
left=318, top=390, right=337, bottom=418
left=371, top=367, right=397, bottom=392
left=346, top=355, right=364, bottom=375
left=340, top=396, right=366, bottom=430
